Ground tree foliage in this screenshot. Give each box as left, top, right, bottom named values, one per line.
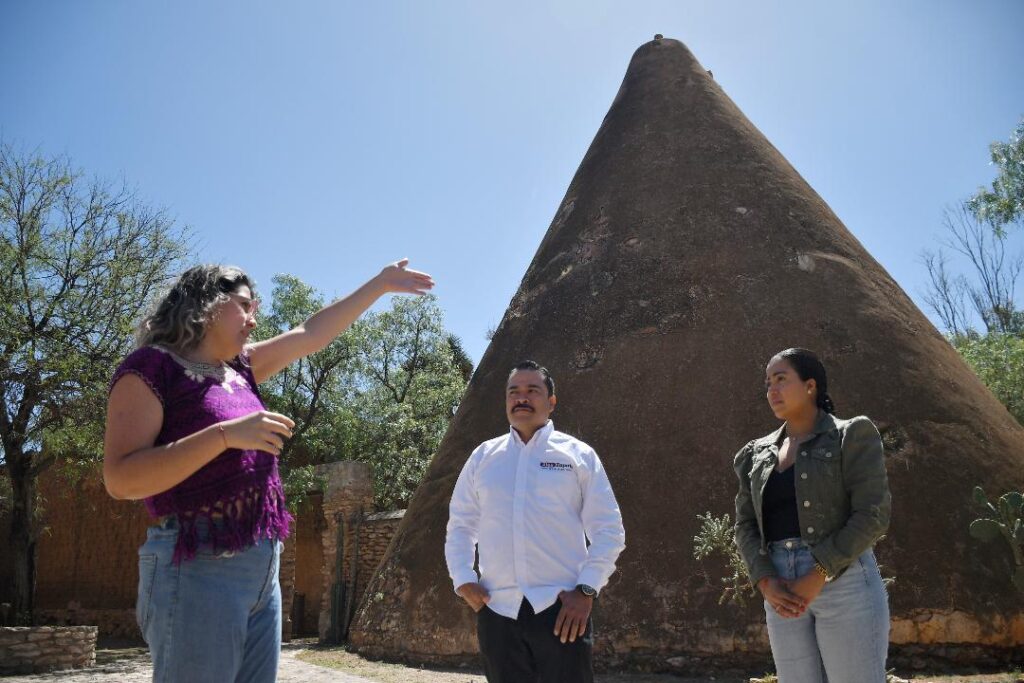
left=252, top=279, right=469, bottom=510
left=953, top=333, right=1024, bottom=425
left=921, top=123, right=1024, bottom=429
left=968, top=118, right=1024, bottom=235
left=251, top=275, right=357, bottom=509
left=0, top=143, right=190, bottom=615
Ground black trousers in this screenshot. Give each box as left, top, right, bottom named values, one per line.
left=476, top=598, right=594, bottom=683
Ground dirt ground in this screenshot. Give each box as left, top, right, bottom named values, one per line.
left=6, top=641, right=1020, bottom=682
left=296, top=648, right=745, bottom=683
left=296, top=646, right=1024, bottom=683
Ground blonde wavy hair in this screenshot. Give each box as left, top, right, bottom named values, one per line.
left=136, top=265, right=256, bottom=352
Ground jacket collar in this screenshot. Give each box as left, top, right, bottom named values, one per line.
left=756, top=411, right=838, bottom=452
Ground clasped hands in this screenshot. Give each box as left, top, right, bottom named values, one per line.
left=455, top=583, right=592, bottom=644
left=758, top=571, right=826, bottom=618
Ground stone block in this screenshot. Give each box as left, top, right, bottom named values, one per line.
left=26, top=631, right=55, bottom=642
left=8, top=642, right=41, bottom=656
left=0, top=629, right=28, bottom=645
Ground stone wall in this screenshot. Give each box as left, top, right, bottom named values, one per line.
left=0, top=463, right=406, bottom=646
left=34, top=470, right=151, bottom=607
left=0, top=625, right=97, bottom=675
left=314, top=462, right=375, bottom=642
left=280, top=537, right=297, bottom=642
left=35, top=608, right=137, bottom=640
left=291, top=494, right=326, bottom=636
left=31, top=470, right=150, bottom=638
left=355, top=511, right=405, bottom=602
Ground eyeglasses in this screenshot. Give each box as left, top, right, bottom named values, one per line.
left=229, top=293, right=259, bottom=317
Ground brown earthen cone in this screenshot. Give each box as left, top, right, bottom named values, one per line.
left=350, top=37, right=1024, bottom=670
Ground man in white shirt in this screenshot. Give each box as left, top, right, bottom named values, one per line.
left=445, top=361, right=626, bottom=683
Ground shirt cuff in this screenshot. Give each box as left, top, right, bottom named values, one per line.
left=575, top=567, right=607, bottom=593
left=451, top=570, right=479, bottom=594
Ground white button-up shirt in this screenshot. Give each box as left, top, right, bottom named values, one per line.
left=445, top=421, right=626, bottom=619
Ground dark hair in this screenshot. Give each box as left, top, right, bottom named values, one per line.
left=508, top=360, right=555, bottom=396
left=771, top=348, right=835, bottom=414
left=137, top=265, right=255, bottom=351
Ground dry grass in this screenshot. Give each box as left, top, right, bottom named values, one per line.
left=297, top=648, right=485, bottom=683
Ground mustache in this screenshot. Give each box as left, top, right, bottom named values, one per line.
left=512, top=405, right=534, bottom=412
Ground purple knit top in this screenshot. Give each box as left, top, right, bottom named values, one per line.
left=111, top=345, right=292, bottom=563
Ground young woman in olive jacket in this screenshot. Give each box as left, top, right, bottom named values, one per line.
left=732, top=348, right=891, bottom=683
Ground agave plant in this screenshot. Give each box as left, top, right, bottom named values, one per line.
left=970, top=486, right=1024, bottom=593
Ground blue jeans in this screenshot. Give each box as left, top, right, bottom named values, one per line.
left=136, top=517, right=282, bottom=683
left=764, top=538, right=889, bottom=683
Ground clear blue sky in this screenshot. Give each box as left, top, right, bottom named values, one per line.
left=3, top=1, right=1023, bottom=363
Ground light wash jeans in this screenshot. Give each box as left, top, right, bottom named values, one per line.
left=764, top=538, right=889, bottom=683
left=136, top=517, right=282, bottom=683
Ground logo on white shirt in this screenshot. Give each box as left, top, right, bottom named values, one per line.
left=539, top=461, right=573, bottom=471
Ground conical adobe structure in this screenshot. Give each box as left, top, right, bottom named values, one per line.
left=349, top=37, right=1024, bottom=671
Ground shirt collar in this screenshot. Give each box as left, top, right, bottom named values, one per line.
left=510, top=420, right=554, bottom=447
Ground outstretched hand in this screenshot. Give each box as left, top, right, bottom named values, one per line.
left=375, top=258, right=435, bottom=295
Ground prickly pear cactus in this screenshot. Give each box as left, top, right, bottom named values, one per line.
left=970, top=486, right=1024, bottom=592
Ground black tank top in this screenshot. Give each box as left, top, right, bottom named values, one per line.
left=763, top=466, right=801, bottom=542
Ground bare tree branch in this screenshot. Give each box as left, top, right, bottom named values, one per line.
left=922, top=204, right=1023, bottom=337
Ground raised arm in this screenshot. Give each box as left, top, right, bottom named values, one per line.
left=247, top=259, right=434, bottom=384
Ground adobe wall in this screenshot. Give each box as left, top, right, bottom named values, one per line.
left=0, top=464, right=403, bottom=643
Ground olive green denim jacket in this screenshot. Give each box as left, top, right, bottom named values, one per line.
left=732, top=412, right=891, bottom=587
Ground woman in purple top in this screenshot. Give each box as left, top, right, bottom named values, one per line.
left=103, top=259, right=433, bottom=683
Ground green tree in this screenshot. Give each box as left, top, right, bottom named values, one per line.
left=250, top=274, right=359, bottom=509
left=0, top=143, right=189, bottom=617
left=922, top=128, right=1024, bottom=430
left=349, top=296, right=468, bottom=508
left=968, top=118, right=1024, bottom=235
left=953, top=333, right=1024, bottom=425
left=446, top=334, right=475, bottom=382
left=252, top=277, right=469, bottom=510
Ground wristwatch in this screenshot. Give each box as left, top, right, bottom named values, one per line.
left=576, top=584, right=597, bottom=598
